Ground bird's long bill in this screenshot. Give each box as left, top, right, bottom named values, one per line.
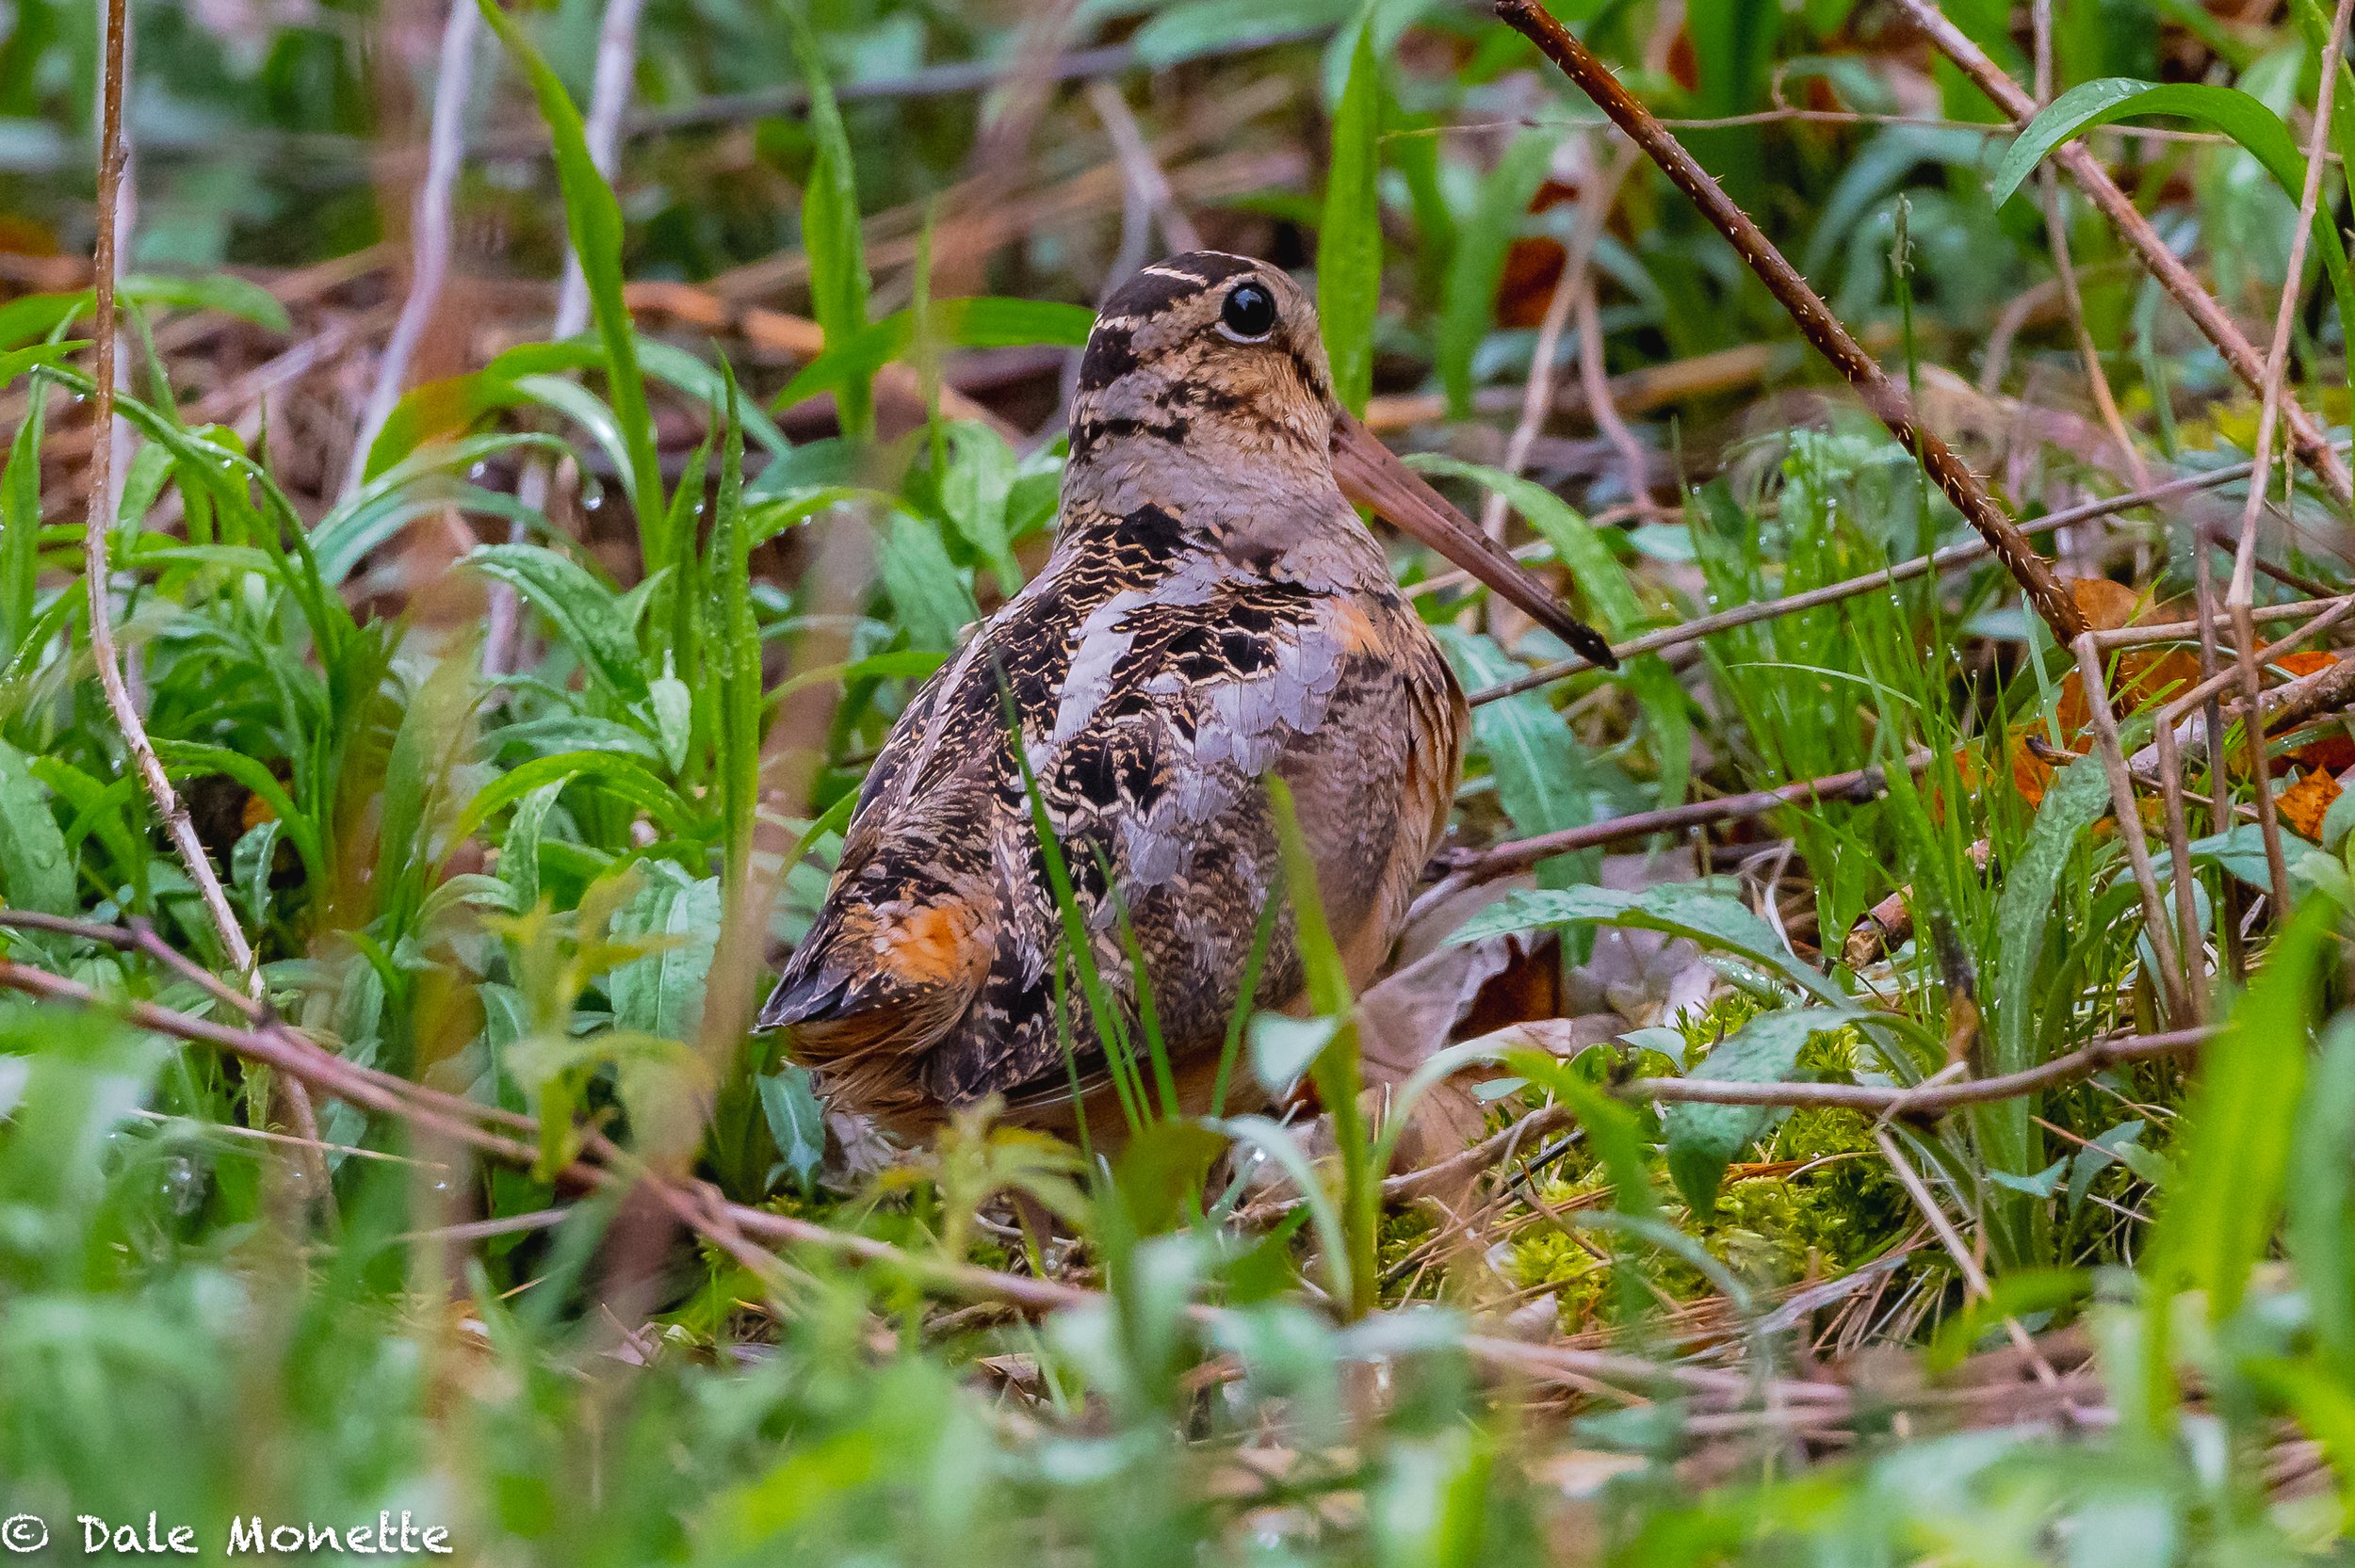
left=1329, top=410, right=1619, bottom=671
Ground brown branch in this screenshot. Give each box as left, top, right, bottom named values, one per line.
left=1885, top=0, right=2355, bottom=510
left=1495, top=0, right=2087, bottom=644
left=1622, top=1024, right=2213, bottom=1114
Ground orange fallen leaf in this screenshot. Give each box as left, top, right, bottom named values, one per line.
left=2278, top=768, right=2344, bottom=840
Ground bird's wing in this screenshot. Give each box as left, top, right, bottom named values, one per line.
left=918, top=565, right=1375, bottom=1107
left=756, top=666, right=1001, bottom=1082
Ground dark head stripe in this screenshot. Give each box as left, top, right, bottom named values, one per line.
left=1096, top=251, right=1263, bottom=326
left=1075, top=319, right=1140, bottom=392
left=1153, top=251, right=1259, bottom=285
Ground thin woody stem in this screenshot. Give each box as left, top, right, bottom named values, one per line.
left=2072, top=632, right=2191, bottom=1020
left=2226, top=0, right=2353, bottom=919
left=84, top=0, right=277, bottom=1001
left=1494, top=0, right=2087, bottom=644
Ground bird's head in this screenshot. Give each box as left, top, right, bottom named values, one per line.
left=1070, top=252, right=1336, bottom=466
left=1068, top=251, right=1619, bottom=670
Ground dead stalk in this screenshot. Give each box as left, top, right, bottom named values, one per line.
left=1496, top=0, right=2087, bottom=644
left=89, top=0, right=325, bottom=1180
left=2225, top=0, right=2353, bottom=918
left=2152, top=719, right=2206, bottom=1024
left=2071, top=633, right=2190, bottom=1019
left=343, top=0, right=481, bottom=501
left=2029, top=0, right=2147, bottom=498
left=1886, top=0, right=2355, bottom=510
left=1875, top=1125, right=2063, bottom=1390
left=1482, top=138, right=1639, bottom=548
left=1086, top=80, right=1204, bottom=254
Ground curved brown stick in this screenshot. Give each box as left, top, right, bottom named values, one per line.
left=1495, top=0, right=2087, bottom=645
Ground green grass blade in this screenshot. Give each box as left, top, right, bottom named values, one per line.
left=784, top=1, right=873, bottom=443
left=475, top=0, right=667, bottom=567
left=1437, top=130, right=1553, bottom=420
left=1318, top=14, right=1382, bottom=416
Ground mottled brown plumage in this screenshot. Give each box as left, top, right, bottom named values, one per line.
left=759, top=251, right=1609, bottom=1135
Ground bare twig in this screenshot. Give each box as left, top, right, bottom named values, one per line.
left=2071, top=631, right=2191, bottom=1018
left=1574, top=273, right=1656, bottom=515
left=1482, top=140, right=1639, bottom=552
left=2030, top=0, right=2146, bottom=498
left=1886, top=0, right=2355, bottom=510
left=2130, top=625, right=2355, bottom=779
left=1620, top=1024, right=2213, bottom=1114
left=1497, top=0, right=2087, bottom=643
left=1876, top=1124, right=2063, bottom=1390
left=2087, top=596, right=2355, bottom=651
left=342, top=0, right=481, bottom=501
left=1443, top=751, right=1932, bottom=880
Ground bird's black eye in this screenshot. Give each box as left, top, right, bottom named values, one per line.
left=1219, top=282, right=1277, bottom=341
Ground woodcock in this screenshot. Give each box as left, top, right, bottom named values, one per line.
left=759, top=251, right=1616, bottom=1135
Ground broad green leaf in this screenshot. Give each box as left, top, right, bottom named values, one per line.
left=152, top=739, right=325, bottom=888
left=879, top=512, right=978, bottom=653
left=1318, top=15, right=1382, bottom=415
left=773, top=298, right=1095, bottom=412
left=1662, top=1008, right=1852, bottom=1213
left=1989, top=752, right=2113, bottom=1067
left=1410, top=456, right=1639, bottom=629
left=1437, top=130, right=1555, bottom=419
left=757, top=1065, right=828, bottom=1197
left=1982, top=752, right=2111, bottom=1204
left=1250, top=1012, right=1341, bottom=1093
left=0, top=738, right=72, bottom=915
left=1452, top=881, right=1839, bottom=1001
left=1409, top=455, right=1687, bottom=804
left=1506, top=1050, right=1662, bottom=1220
left=1440, top=629, right=1593, bottom=887
left=0, top=381, right=43, bottom=664
left=121, top=271, right=292, bottom=333
left=706, top=365, right=764, bottom=894
left=0, top=292, right=82, bottom=350
left=2288, top=1016, right=2355, bottom=1377
left=498, top=780, right=567, bottom=914
left=937, top=421, right=1023, bottom=597
left=631, top=338, right=793, bottom=459
left=232, top=819, right=284, bottom=929
left=609, top=866, right=723, bottom=1041
left=449, top=750, right=701, bottom=852
left=1990, top=78, right=2355, bottom=362
left=462, top=543, right=652, bottom=706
